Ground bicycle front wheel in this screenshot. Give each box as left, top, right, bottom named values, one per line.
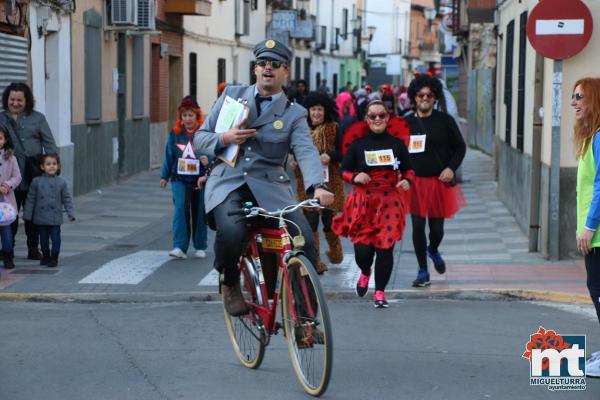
left=223, top=257, right=267, bottom=369
left=281, top=254, right=332, bottom=396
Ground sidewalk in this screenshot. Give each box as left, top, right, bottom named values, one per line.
left=0, top=149, right=591, bottom=305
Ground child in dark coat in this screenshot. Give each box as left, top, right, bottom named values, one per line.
left=23, top=154, right=75, bottom=267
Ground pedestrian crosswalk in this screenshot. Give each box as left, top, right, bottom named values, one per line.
left=77, top=250, right=371, bottom=289
left=79, top=251, right=172, bottom=284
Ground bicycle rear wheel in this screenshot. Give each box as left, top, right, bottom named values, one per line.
left=281, top=254, right=332, bottom=396
left=223, top=256, right=267, bottom=369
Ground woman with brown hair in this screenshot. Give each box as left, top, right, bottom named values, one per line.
left=572, top=77, right=600, bottom=377
left=290, top=91, right=345, bottom=273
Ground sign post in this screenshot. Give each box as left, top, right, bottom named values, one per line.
left=526, top=0, right=593, bottom=260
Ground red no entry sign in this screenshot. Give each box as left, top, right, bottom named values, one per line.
left=527, top=0, right=593, bottom=60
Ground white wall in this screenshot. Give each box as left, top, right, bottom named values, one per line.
left=366, top=0, right=410, bottom=57
left=183, top=0, right=266, bottom=111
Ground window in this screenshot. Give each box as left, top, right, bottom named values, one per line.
left=217, top=58, right=226, bottom=84
left=295, top=57, right=301, bottom=81
left=189, top=52, right=197, bottom=98
left=84, top=9, right=102, bottom=122
left=516, top=12, right=527, bottom=152
left=249, top=61, right=256, bottom=85
left=235, top=0, right=250, bottom=36
left=316, top=72, right=321, bottom=89
left=304, top=58, right=311, bottom=89
left=132, top=36, right=144, bottom=117
left=342, top=8, right=348, bottom=39
left=504, top=20, right=514, bottom=144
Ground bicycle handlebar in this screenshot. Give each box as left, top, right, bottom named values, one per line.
left=227, top=198, right=323, bottom=218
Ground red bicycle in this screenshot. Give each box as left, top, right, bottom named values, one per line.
left=222, top=199, right=333, bottom=396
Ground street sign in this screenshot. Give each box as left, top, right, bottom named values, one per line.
left=272, top=10, right=296, bottom=32
left=526, top=0, right=593, bottom=60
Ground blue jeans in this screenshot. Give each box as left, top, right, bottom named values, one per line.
left=37, top=225, right=61, bottom=256
left=171, top=180, right=207, bottom=252
left=0, top=225, right=13, bottom=252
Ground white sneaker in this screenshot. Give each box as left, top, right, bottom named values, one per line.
left=168, top=248, right=187, bottom=259
left=194, top=250, right=207, bottom=259
left=586, top=355, right=600, bottom=377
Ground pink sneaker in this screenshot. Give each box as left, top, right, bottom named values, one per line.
left=355, top=270, right=371, bottom=298
left=373, top=290, right=389, bottom=308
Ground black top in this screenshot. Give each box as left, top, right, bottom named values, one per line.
left=405, top=110, right=466, bottom=177
left=342, top=131, right=412, bottom=175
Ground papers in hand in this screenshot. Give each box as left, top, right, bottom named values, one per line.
left=215, top=96, right=249, bottom=166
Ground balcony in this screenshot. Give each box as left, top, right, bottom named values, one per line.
left=419, top=41, right=441, bottom=63
left=165, top=0, right=211, bottom=15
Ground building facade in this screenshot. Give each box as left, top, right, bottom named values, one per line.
left=494, top=0, right=600, bottom=258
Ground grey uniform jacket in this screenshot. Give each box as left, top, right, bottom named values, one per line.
left=0, top=111, right=58, bottom=190
left=194, top=84, right=323, bottom=213
left=23, top=175, right=74, bottom=225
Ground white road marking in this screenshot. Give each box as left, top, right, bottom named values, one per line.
left=536, top=19, right=584, bottom=35
left=79, top=251, right=172, bottom=285
left=199, top=269, right=220, bottom=286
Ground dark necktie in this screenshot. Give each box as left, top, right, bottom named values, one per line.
left=255, top=95, right=272, bottom=116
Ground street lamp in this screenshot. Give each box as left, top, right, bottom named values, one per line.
left=367, top=25, right=376, bottom=41
left=424, top=7, right=436, bottom=31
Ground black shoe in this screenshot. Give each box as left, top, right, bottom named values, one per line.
left=427, top=246, right=446, bottom=274
left=412, top=270, right=431, bottom=287
left=47, top=254, right=59, bottom=268
left=2, top=250, right=14, bottom=269
left=27, top=247, right=42, bottom=260
left=40, top=258, right=50, bottom=266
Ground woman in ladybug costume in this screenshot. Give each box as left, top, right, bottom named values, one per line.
left=332, top=100, right=414, bottom=308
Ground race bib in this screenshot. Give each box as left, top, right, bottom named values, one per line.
left=364, top=149, right=395, bottom=166
left=177, top=158, right=200, bottom=175
left=408, top=135, right=426, bottom=153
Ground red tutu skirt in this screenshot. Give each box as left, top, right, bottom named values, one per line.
left=332, top=170, right=408, bottom=249
left=408, top=176, right=466, bottom=218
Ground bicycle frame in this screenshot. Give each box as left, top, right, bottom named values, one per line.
left=241, top=224, right=292, bottom=336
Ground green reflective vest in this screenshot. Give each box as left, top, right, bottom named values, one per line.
left=576, top=135, right=600, bottom=248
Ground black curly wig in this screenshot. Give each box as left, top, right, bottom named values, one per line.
left=302, top=91, right=339, bottom=127
left=407, top=75, right=442, bottom=105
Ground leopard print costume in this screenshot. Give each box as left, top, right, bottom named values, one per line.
left=294, top=122, right=344, bottom=212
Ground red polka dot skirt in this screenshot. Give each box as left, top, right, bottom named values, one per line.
left=332, top=170, right=408, bottom=249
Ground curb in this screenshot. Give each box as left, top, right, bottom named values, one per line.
left=0, top=288, right=592, bottom=305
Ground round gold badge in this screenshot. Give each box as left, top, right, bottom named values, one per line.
left=265, top=40, right=276, bottom=49
left=273, top=120, right=284, bottom=130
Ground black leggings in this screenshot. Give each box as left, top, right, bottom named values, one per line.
left=411, top=215, right=445, bottom=270
left=304, top=209, right=334, bottom=232
left=585, top=248, right=600, bottom=325
left=354, top=243, right=395, bottom=291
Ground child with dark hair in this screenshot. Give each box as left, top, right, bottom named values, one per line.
left=23, top=154, right=75, bottom=267
left=0, top=123, right=21, bottom=268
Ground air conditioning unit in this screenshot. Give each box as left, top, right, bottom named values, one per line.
left=111, top=0, right=136, bottom=25
left=136, top=0, right=155, bottom=30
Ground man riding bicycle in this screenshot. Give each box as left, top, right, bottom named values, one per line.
left=194, top=39, right=334, bottom=316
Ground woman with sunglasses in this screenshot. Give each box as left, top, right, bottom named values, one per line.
left=289, top=91, right=345, bottom=273
left=572, top=77, right=600, bottom=377
left=405, top=75, right=466, bottom=288
left=332, top=100, right=414, bottom=308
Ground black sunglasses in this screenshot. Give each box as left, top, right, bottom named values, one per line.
left=256, top=59, right=285, bottom=69
left=367, top=112, right=388, bottom=121
left=572, top=93, right=584, bottom=101
left=416, top=92, right=434, bottom=99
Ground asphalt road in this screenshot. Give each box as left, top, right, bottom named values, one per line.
left=1, top=298, right=599, bottom=400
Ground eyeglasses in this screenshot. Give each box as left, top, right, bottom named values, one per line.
left=256, top=59, right=285, bottom=69
left=572, top=93, right=584, bottom=101
left=367, top=112, right=388, bottom=121
left=416, top=92, right=434, bottom=99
